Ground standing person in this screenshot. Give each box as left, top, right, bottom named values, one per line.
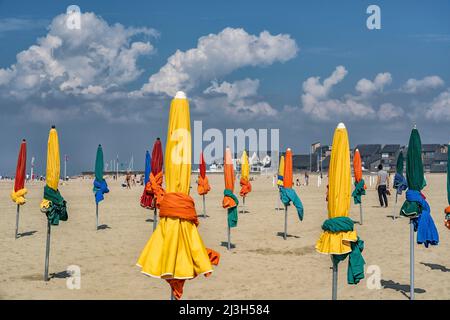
left=376, top=164, right=389, bottom=207
left=126, top=172, right=131, bottom=189
left=305, top=171, right=309, bottom=186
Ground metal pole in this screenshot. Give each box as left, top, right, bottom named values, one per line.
left=394, top=192, right=399, bottom=220
left=227, top=225, right=231, bottom=250
left=170, top=290, right=175, bottom=300
left=153, top=207, right=157, bottom=231
left=44, top=221, right=51, bottom=281
left=202, top=194, right=206, bottom=218
left=359, top=203, right=363, bottom=225
left=64, top=156, right=67, bottom=181
left=332, top=256, right=338, bottom=300
left=410, top=219, right=415, bottom=300
left=242, top=196, right=245, bottom=213
left=96, top=203, right=99, bottom=230
left=284, top=205, right=288, bottom=240
left=15, top=205, right=20, bottom=239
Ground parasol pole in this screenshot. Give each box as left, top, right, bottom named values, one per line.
left=410, top=219, right=415, bottom=300
left=242, top=196, right=245, bottom=213
left=15, top=205, right=20, bottom=239
left=359, top=203, right=363, bottom=225
left=153, top=207, right=157, bottom=231
left=227, top=222, right=231, bottom=250
left=96, top=203, right=99, bottom=230
left=331, top=256, right=338, bottom=300
left=44, top=220, right=51, bottom=281
left=283, top=204, right=288, bottom=240
left=202, top=194, right=206, bottom=218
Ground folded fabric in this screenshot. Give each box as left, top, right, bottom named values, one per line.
left=393, top=173, right=408, bottom=195
left=445, top=206, right=450, bottom=230
left=321, top=216, right=365, bottom=285
left=11, top=188, right=27, bottom=205
left=197, top=175, right=211, bottom=196
left=277, top=175, right=284, bottom=186
left=239, top=178, right=252, bottom=197
left=352, top=179, right=366, bottom=204
left=223, top=189, right=239, bottom=228
left=93, top=179, right=109, bottom=204
left=279, top=187, right=304, bottom=221
left=40, top=185, right=68, bottom=225
left=140, top=171, right=165, bottom=209
left=332, top=237, right=366, bottom=285
left=159, top=192, right=199, bottom=226
left=405, top=190, right=439, bottom=247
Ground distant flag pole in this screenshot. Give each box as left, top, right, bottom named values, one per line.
left=31, top=156, right=35, bottom=181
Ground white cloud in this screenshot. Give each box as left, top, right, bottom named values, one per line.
left=355, top=72, right=392, bottom=96
left=0, top=12, right=157, bottom=98
left=198, top=78, right=278, bottom=117
left=425, top=90, right=450, bottom=121
left=403, top=76, right=444, bottom=93
left=378, top=103, right=404, bottom=121
left=301, top=66, right=376, bottom=120
left=140, top=27, right=298, bottom=96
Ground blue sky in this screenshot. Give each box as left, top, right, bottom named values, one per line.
left=0, top=0, right=449, bottom=175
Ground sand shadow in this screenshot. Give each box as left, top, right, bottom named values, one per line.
left=276, top=232, right=300, bottom=239
left=97, top=224, right=111, bottom=230
left=17, top=230, right=38, bottom=238
left=239, top=210, right=250, bottom=214
left=199, top=214, right=210, bottom=218
left=381, top=279, right=426, bottom=299
left=50, top=270, right=71, bottom=279
left=386, top=214, right=400, bottom=220
left=420, top=262, right=450, bottom=272
left=220, top=241, right=236, bottom=249
left=145, top=218, right=154, bottom=223
left=274, top=207, right=285, bottom=211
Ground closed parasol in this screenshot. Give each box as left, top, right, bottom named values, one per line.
left=136, top=91, right=219, bottom=300
left=11, top=139, right=27, bottom=239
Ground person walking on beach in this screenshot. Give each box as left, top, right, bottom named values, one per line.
left=375, top=164, right=389, bottom=207
left=126, top=172, right=131, bottom=189
left=304, top=171, right=309, bottom=186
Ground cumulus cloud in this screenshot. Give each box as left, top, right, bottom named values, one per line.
left=425, top=90, right=450, bottom=121
left=301, top=66, right=376, bottom=120
left=377, top=103, right=404, bottom=121
left=140, top=27, right=298, bottom=96
left=0, top=12, right=157, bottom=98
left=355, top=72, right=392, bottom=96
left=197, top=78, right=278, bottom=117
left=402, top=76, right=444, bottom=93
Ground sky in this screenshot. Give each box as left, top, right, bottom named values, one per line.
left=0, top=0, right=449, bottom=176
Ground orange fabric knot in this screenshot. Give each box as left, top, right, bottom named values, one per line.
left=197, top=175, right=211, bottom=196
left=159, top=192, right=199, bottom=226
left=140, top=171, right=165, bottom=209
left=239, top=178, right=252, bottom=197
left=222, top=196, right=237, bottom=209
left=445, top=206, right=450, bottom=230
left=166, top=248, right=220, bottom=300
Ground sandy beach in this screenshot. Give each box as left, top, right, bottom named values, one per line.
left=1, top=173, right=449, bottom=300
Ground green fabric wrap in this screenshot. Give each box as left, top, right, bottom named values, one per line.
left=42, top=185, right=68, bottom=225
left=321, top=216, right=354, bottom=233
left=224, top=189, right=239, bottom=228
left=352, top=179, right=366, bottom=205
left=322, top=216, right=365, bottom=285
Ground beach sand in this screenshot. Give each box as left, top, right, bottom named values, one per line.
left=1, top=173, right=449, bottom=300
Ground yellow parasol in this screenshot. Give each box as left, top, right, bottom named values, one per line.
left=316, top=123, right=357, bottom=254
left=315, top=123, right=365, bottom=300
left=40, top=126, right=68, bottom=281
left=136, top=91, right=219, bottom=300
left=277, top=155, right=285, bottom=187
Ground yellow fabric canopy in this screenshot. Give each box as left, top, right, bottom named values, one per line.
left=316, top=123, right=357, bottom=254
left=241, top=151, right=249, bottom=181
left=277, top=155, right=285, bottom=186
left=40, top=127, right=60, bottom=210
left=137, top=92, right=214, bottom=281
